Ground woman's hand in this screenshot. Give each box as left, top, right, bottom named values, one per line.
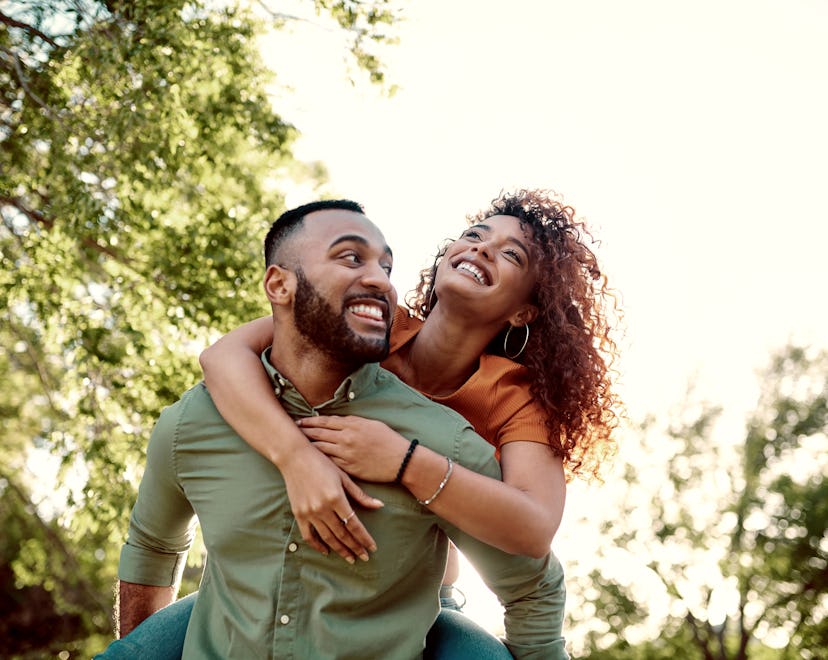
left=198, top=316, right=385, bottom=562
left=279, top=443, right=383, bottom=563
left=297, top=415, right=411, bottom=483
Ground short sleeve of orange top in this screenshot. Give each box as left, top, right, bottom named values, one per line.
left=381, top=306, right=549, bottom=451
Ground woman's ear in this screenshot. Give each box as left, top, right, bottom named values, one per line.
left=508, top=303, right=538, bottom=328
left=263, top=265, right=294, bottom=306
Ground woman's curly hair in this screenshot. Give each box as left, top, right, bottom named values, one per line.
left=405, top=189, right=623, bottom=481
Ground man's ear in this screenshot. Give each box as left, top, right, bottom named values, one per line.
left=508, top=303, right=538, bottom=328
left=264, top=264, right=294, bottom=306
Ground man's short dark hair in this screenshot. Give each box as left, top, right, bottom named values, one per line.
left=264, top=199, right=365, bottom=266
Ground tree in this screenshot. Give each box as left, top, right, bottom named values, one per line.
left=566, top=345, right=828, bottom=659
left=0, top=0, right=399, bottom=655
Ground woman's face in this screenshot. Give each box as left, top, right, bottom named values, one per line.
left=434, top=214, right=539, bottom=323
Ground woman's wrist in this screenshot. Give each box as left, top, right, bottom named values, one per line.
left=394, top=438, right=419, bottom=483
left=400, top=445, right=451, bottom=502
left=265, top=426, right=315, bottom=468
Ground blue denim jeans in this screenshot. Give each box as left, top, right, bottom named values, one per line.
left=95, top=589, right=512, bottom=659
left=94, top=592, right=196, bottom=660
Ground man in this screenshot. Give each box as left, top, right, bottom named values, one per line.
left=115, top=200, right=567, bottom=659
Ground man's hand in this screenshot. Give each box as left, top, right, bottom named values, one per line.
left=117, top=581, right=176, bottom=638
left=279, top=444, right=383, bottom=564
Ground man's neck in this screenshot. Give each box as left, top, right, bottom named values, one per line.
left=268, top=332, right=356, bottom=407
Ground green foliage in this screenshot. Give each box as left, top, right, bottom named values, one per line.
left=261, top=0, right=401, bottom=89
left=569, top=345, right=828, bottom=659
left=1, top=0, right=399, bottom=654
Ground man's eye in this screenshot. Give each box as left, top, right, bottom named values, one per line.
left=342, top=253, right=360, bottom=265
left=382, top=263, right=393, bottom=275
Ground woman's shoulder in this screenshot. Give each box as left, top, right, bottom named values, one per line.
left=474, top=356, right=548, bottom=446
left=478, top=354, right=533, bottom=390
left=388, top=305, right=423, bottom=352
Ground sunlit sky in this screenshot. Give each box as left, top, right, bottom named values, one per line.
left=258, top=0, right=828, bottom=640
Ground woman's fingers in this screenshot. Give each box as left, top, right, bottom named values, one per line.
left=340, top=472, right=384, bottom=510
left=299, top=520, right=330, bottom=556
left=283, top=448, right=375, bottom=562
left=311, top=513, right=371, bottom=563
left=301, top=426, right=340, bottom=444
left=297, top=415, right=344, bottom=430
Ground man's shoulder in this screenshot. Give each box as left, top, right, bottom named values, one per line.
left=366, top=367, right=497, bottom=468
left=155, top=382, right=226, bottom=436
left=372, top=367, right=464, bottom=420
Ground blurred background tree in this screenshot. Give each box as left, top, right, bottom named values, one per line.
left=0, top=0, right=398, bottom=656
left=4, top=2, right=827, bottom=659
left=567, top=344, right=827, bottom=659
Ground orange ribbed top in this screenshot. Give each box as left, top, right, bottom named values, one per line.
left=381, top=306, right=548, bottom=450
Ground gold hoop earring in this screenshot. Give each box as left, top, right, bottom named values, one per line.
left=427, top=287, right=437, bottom=313
left=503, top=324, right=530, bottom=360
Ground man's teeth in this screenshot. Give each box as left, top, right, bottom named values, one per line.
left=349, top=304, right=384, bottom=320
left=457, top=262, right=487, bottom=285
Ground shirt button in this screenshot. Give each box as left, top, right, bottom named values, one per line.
left=288, top=542, right=298, bottom=552
left=347, top=391, right=355, bottom=400
left=280, top=614, right=290, bottom=625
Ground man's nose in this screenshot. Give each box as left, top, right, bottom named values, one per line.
left=361, top=262, right=392, bottom=291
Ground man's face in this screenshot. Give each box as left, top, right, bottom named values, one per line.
left=293, top=266, right=392, bottom=363
left=286, top=210, right=397, bottom=364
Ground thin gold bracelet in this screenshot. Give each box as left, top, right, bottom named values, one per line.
left=417, top=457, right=453, bottom=506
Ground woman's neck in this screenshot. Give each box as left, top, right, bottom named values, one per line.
left=401, top=308, right=496, bottom=397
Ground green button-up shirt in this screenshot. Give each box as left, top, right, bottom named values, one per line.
left=119, top=352, right=567, bottom=659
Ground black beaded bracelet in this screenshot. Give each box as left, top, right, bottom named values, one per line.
left=395, top=438, right=419, bottom=483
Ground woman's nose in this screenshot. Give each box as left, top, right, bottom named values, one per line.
left=471, top=242, right=493, bottom=260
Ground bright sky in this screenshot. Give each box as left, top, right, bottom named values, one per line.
left=263, top=0, right=828, bottom=644
left=265, top=0, right=828, bottom=419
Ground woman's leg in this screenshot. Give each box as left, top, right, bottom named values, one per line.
left=424, top=607, right=513, bottom=660
left=94, top=591, right=197, bottom=660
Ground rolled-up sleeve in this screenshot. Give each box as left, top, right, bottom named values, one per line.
left=451, top=532, right=568, bottom=659
left=118, top=400, right=197, bottom=587
left=445, top=428, right=569, bottom=659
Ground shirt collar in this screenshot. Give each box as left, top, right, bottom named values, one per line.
left=259, top=348, right=380, bottom=414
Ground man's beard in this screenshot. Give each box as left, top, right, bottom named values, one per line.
left=293, top=267, right=391, bottom=365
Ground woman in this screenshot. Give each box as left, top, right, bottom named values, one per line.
left=101, top=189, right=620, bottom=658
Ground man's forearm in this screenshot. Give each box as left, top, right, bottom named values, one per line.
left=117, top=580, right=177, bottom=638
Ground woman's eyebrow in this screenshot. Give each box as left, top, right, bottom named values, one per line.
left=507, top=236, right=530, bottom=258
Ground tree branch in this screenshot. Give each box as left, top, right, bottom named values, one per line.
left=0, top=195, right=129, bottom=263
left=5, top=320, right=62, bottom=415
left=684, top=611, right=715, bottom=660
left=0, top=46, right=58, bottom=118
left=0, top=11, right=59, bottom=48
left=0, top=470, right=112, bottom=616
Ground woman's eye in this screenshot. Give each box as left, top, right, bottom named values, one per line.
left=463, top=230, right=481, bottom=240
left=504, top=249, right=523, bottom=265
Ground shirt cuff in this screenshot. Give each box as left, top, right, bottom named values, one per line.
left=504, top=639, right=569, bottom=660
left=118, top=542, right=188, bottom=587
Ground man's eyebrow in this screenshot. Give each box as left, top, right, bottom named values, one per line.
left=468, top=223, right=530, bottom=258
left=329, top=234, right=393, bottom=258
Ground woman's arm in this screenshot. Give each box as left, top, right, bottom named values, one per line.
left=298, top=415, right=565, bottom=558
left=414, top=440, right=565, bottom=558
left=199, top=317, right=383, bottom=563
